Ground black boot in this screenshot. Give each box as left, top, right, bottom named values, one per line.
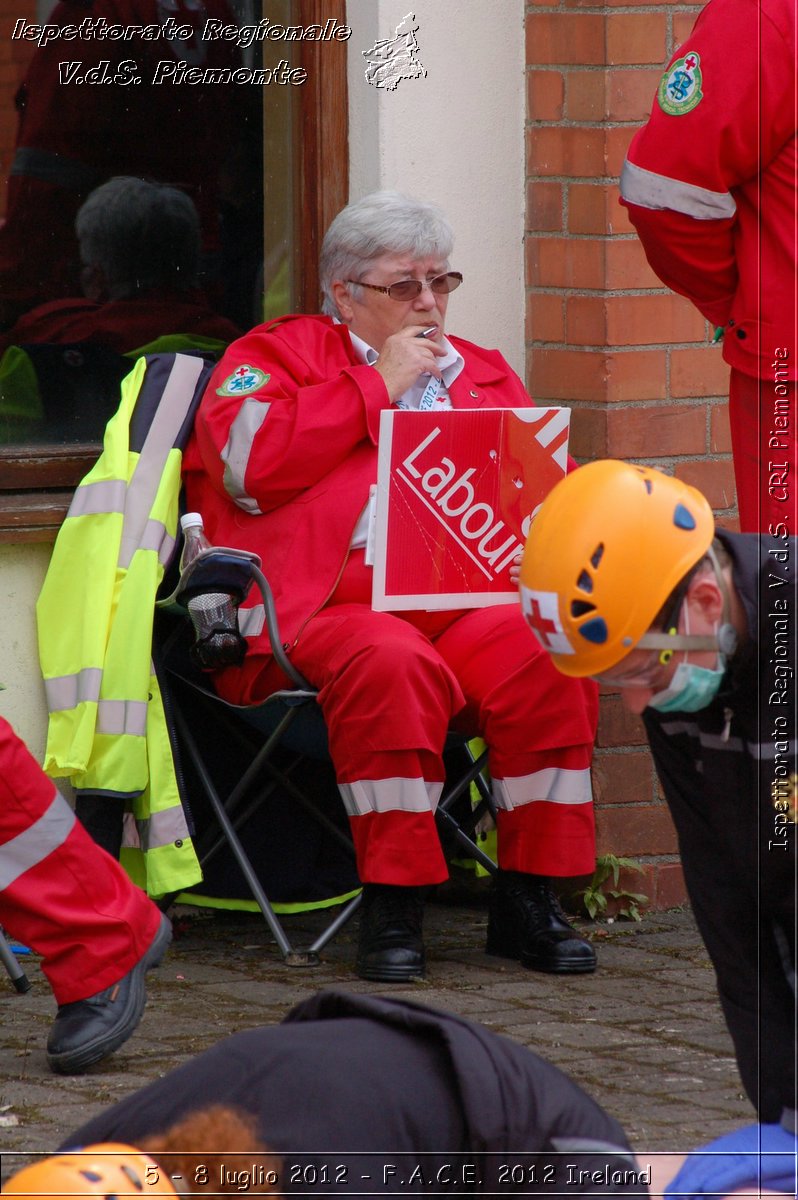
left=486, top=870, right=596, bottom=974
left=356, top=884, right=426, bottom=982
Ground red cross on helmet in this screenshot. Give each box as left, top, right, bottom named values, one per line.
left=519, top=460, right=715, bottom=677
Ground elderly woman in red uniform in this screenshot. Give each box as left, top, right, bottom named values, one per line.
left=183, top=191, right=599, bottom=983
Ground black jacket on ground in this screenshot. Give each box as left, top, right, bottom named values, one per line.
left=643, top=531, right=797, bottom=1126
left=64, top=990, right=646, bottom=1196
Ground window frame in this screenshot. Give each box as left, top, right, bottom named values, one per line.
left=0, top=0, right=349, bottom=543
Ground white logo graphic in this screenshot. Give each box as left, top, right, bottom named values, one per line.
left=362, top=12, right=426, bottom=91
left=520, top=587, right=575, bottom=655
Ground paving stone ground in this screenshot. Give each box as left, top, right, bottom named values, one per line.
left=0, top=897, right=753, bottom=1184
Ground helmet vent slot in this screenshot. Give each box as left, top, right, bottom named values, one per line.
left=590, top=543, right=604, bottom=568
left=577, top=570, right=593, bottom=593
left=571, top=600, right=595, bottom=618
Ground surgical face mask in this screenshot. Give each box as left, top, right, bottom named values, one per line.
left=648, top=605, right=726, bottom=713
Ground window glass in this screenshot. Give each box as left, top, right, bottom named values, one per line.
left=0, top=0, right=295, bottom=449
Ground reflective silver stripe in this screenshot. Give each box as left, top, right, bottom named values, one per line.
left=45, top=668, right=102, bottom=711
left=221, top=397, right=271, bottom=513
left=339, top=778, right=443, bottom=818
left=67, top=479, right=127, bottom=519
left=96, top=700, right=148, bottom=737
left=238, top=604, right=266, bottom=638
left=11, top=146, right=102, bottom=191
left=119, top=354, right=205, bottom=569
left=492, top=767, right=592, bottom=811
left=659, top=719, right=796, bottom=760
left=140, top=518, right=176, bottom=567
left=130, top=806, right=192, bottom=852
left=550, top=1137, right=638, bottom=1167
left=620, top=159, right=737, bottom=220
left=0, top=790, right=75, bottom=891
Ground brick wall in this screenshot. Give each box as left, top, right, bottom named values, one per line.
left=525, top=1, right=736, bottom=910
left=0, top=3, right=36, bottom=216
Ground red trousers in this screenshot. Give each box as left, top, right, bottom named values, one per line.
left=0, top=717, right=160, bottom=1004
left=729, top=370, right=797, bottom=535
left=251, top=555, right=598, bottom=886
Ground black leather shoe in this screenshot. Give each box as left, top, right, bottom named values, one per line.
left=46, top=912, right=172, bottom=1074
left=356, top=884, right=426, bottom=982
left=486, top=871, right=596, bottom=974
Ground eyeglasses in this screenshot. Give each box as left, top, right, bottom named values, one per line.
left=346, top=271, right=463, bottom=301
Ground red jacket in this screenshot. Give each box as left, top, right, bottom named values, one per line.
left=620, top=0, right=797, bottom=381
left=183, top=315, right=534, bottom=693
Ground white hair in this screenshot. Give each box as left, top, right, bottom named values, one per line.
left=319, top=191, right=454, bottom=318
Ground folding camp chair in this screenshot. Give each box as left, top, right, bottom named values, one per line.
left=0, top=927, right=31, bottom=993
left=155, top=541, right=497, bottom=966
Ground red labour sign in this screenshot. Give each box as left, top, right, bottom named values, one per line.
left=372, top=407, right=570, bottom=611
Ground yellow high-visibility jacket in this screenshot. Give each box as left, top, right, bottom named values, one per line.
left=36, top=353, right=212, bottom=897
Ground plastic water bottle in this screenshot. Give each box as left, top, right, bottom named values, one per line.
left=179, top=513, right=246, bottom=669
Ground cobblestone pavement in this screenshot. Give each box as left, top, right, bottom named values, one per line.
left=0, top=897, right=753, bottom=1180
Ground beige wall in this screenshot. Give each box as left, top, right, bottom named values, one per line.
left=0, top=543, right=52, bottom=755
left=346, top=0, right=527, bottom=375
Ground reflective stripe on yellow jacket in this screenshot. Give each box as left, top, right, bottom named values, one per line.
left=36, top=353, right=211, bottom=897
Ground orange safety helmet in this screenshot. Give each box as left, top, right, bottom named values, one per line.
left=3, top=1145, right=178, bottom=1200
left=519, top=460, right=714, bottom=677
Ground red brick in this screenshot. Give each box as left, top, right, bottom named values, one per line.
left=568, top=405, right=608, bottom=457
left=606, top=13, right=668, bottom=65
left=526, top=125, right=607, bottom=177
left=597, top=695, right=649, bottom=748
left=527, top=69, right=565, bottom=121
left=673, top=12, right=701, bottom=52
left=568, top=185, right=612, bottom=236
left=526, top=236, right=606, bottom=289
left=605, top=239, right=664, bottom=289
left=525, top=293, right=566, bottom=343
left=670, top=346, right=730, bottom=397
left=528, top=348, right=609, bottom=403
left=606, top=349, right=668, bottom=402
left=566, top=293, right=707, bottom=347
left=654, top=862, right=688, bottom=909
left=607, top=67, right=662, bottom=121
left=674, top=459, right=737, bottom=512
left=526, top=181, right=563, bottom=232
left=564, top=71, right=606, bottom=122
left=566, top=296, right=607, bottom=345
left=605, top=403, right=707, bottom=457
left=596, top=805, right=680, bottom=858
left=607, top=294, right=707, bottom=346
left=592, top=752, right=656, bottom=806
left=710, top=402, right=733, bottom=453
left=605, top=124, right=639, bottom=177
left=526, top=13, right=606, bottom=66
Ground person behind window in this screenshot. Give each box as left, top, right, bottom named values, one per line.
left=0, top=176, right=241, bottom=357
left=183, top=190, right=600, bottom=985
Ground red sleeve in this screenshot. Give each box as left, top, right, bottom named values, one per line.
left=619, top=0, right=796, bottom=322
left=193, top=320, right=392, bottom=514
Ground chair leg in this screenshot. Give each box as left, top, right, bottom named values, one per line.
left=0, top=927, right=32, bottom=993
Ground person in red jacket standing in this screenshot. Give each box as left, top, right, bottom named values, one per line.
left=619, top=0, right=797, bottom=535
left=184, top=191, right=599, bottom=985
left=0, top=714, right=171, bottom=1073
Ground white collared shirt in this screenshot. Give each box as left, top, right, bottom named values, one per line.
left=346, top=327, right=465, bottom=550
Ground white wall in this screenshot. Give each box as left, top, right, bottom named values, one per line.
left=345, top=0, right=527, bottom=376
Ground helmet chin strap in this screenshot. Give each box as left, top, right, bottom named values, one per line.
left=635, top=544, right=738, bottom=657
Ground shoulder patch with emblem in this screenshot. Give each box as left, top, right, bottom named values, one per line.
left=657, top=51, right=703, bottom=116
left=216, top=365, right=270, bottom=397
